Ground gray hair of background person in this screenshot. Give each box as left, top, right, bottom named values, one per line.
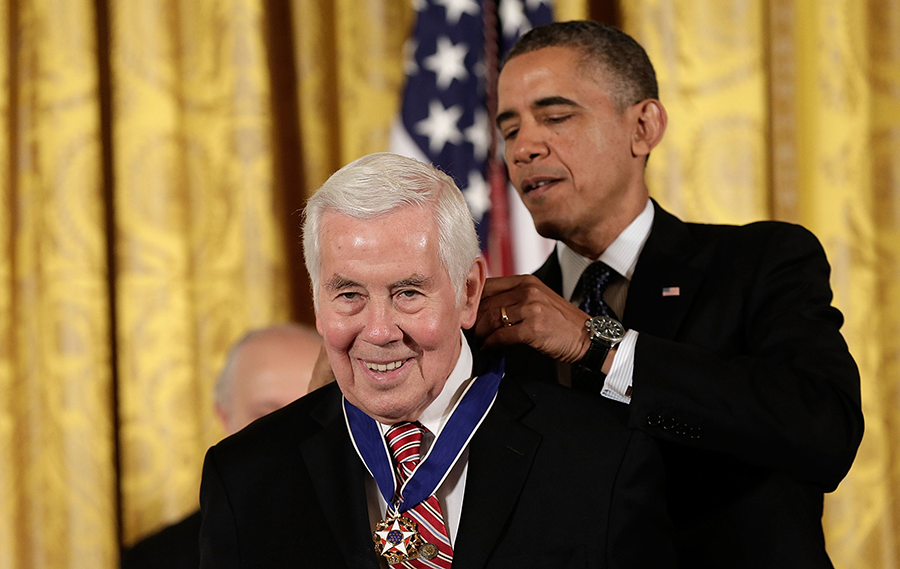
left=302, top=152, right=480, bottom=307
left=214, top=324, right=319, bottom=414
left=505, top=20, right=658, bottom=111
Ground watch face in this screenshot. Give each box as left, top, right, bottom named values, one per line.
left=590, top=316, right=625, bottom=342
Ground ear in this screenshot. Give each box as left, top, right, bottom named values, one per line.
left=215, top=403, right=232, bottom=434
left=460, top=257, right=487, bottom=329
left=630, top=99, right=667, bottom=158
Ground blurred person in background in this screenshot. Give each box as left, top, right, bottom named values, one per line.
left=121, top=323, right=322, bottom=569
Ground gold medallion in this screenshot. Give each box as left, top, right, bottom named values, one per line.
left=419, top=542, right=438, bottom=559
left=373, top=513, right=426, bottom=564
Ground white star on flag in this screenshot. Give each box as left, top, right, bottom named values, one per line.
left=403, top=38, right=419, bottom=76
left=434, top=0, right=480, bottom=25
left=424, top=36, right=469, bottom=89
left=415, top=100, right=463, bottom=153
left=464, top=108, right=490, bottom=161
left=465, top=171, right=491, bottom=222
left=500, top=0, right=530, bottom=39
left=473, top=57, right=487, bottom=83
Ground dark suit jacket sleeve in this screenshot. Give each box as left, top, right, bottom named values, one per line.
left=627, top=221, right=862, bottom=491
left=606, top=429, right=676, bottom=569
left=199, top=446, right=241, bottom=569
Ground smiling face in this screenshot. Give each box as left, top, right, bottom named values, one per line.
left=314, top=205, right=484, bottom=424
left=497, top=46, right=652, bottom=257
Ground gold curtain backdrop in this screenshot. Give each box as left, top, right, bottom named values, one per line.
left=0, top=1, right=897, bottom=568
left=110, top=0, right=292, bottom=544
left=2, top=0, right=116, bottom=567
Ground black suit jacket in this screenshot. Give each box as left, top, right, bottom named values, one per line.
left=505, top=202, right=863, bottom=568
left=121, top=511, right=201, bottom=569
left=199, top=367, right=676, bottom=568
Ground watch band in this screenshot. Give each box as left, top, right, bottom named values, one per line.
left=579, top=337, right=612, bottom=375
left=577, top=316, right=625, bottom=376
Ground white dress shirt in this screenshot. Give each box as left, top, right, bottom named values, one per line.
left=556, top=198, right=655, bottom=404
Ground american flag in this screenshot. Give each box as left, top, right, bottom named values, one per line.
left=662, top=287, right=681, bottom=297
left=389, top=0, right=555, bottom=276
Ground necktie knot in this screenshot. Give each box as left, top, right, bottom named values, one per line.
left=386, top=422, right=424, bottom=483
left=578, top=261, right=618, bottom=319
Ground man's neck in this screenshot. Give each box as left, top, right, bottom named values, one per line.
left=558, top=199, right=655, bottom=302
left=563, top=192, right=650, bottom=259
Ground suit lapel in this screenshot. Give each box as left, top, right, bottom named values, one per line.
left=301, top=388, right=381, bottom=569
left=452, top=378, right=541, bottom=568
left=625, top=201, right=710, bottom=340
left=533, top=246, right=562, bottom=294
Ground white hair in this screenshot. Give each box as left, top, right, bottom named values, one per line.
left=302, top=153, right=480, bottom=306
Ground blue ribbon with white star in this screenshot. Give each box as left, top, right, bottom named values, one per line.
left=344, top=357, right=504, bottom=513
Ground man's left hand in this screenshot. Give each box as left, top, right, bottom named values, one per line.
left=474, top=275, right=591, bottom=364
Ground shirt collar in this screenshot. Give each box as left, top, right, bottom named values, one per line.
left=558, top=199, right=655, bottom=301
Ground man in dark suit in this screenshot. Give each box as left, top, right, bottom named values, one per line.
left=199, top=152, right=676, bottom=568
left=121, top=324, right=321, bottom=569
left=477, top=21, right=864, bottom=568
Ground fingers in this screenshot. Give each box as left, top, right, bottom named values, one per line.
left=476, top=276, right=551, bottom=338
left=475, top=274, right=594, bottom=363
left=500, top=306, right=513, bottom=328
left=475, top=293, right=521, bottom=338
left=481, top=275, right=539, bottom=298
left=477, top=275, right=555, bottom=324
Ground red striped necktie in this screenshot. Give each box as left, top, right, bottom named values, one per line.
left=385, top=422, right=454, bottom=568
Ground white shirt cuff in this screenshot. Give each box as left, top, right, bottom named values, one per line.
left=601, top=329, right=637, bottom=404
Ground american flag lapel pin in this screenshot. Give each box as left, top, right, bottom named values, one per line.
left=662, top=286, right=680, bottom=297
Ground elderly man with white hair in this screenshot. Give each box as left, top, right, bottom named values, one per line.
left=199, top=152, right=675, bottom=569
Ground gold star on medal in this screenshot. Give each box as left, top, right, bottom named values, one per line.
left=376, top=519, right=416, bottom=556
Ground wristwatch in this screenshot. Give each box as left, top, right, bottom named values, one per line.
left=577, top=315, right=626, bottom=375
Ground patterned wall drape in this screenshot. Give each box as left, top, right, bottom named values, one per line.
left=1, top=0, right=896, bottom=568
left=623, top=1, right=900, bottom=568
left=110, top=0, right=296, bottom=547
left=2, top=0, right=299, bottom=566
left=1, top=0, right=117, bottom=566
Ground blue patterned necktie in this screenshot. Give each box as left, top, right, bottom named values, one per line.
left=578, top=261, right=618, bottom=320
left=573, top=261, right=618, bottom=393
